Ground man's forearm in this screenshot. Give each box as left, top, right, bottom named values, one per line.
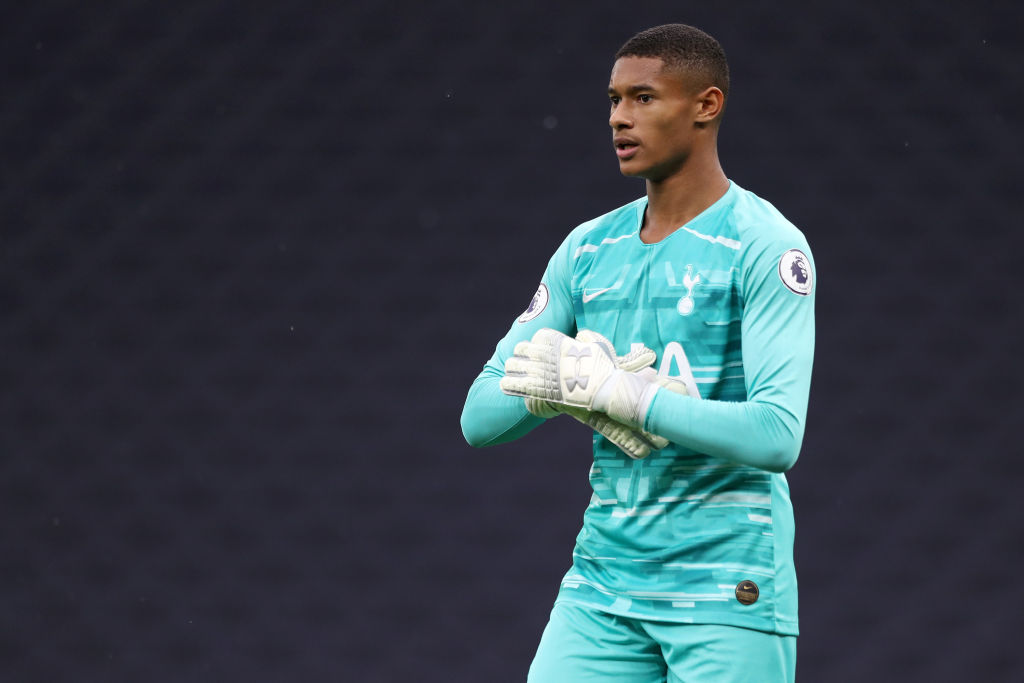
left=461, top=370, right=544, bottom=447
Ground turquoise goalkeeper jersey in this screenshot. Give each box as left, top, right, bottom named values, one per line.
left=462, top=181, right=815, bottom=636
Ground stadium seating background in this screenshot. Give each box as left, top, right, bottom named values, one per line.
left=3, top=1, right=1022, bottom=680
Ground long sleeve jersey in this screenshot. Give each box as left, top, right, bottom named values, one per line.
left=461, top=181, right=815, bottom=635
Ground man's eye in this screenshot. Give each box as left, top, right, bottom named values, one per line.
left=609, top=97, right=620, bottom=106
left=638, top=94, right=652, bottom=103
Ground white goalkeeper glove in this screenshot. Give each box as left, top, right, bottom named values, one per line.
left=519, top=330, right=668, bottom=459
left=502, top=328, right=690, bottom=438
left=524, top=398, right=665, bottom=460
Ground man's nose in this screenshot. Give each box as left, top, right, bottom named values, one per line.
left=609, top=104, right=632, bottom=129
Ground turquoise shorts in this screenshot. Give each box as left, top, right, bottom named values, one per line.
left=528, top=602, right=796, bottom=683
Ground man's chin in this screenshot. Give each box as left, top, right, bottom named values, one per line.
left=617, top=162, right=646, bottom=178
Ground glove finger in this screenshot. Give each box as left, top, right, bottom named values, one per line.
left=575, top=329, right=610, bottom=344
left=558, top=404, right=590, bottom=422
left=633, top=367, right=699, bottom=401
left=531, top=327, right=570, bottom=347
left=525, top=398, right=562, bottom=418
left=511, top=341, right=560, bottom=363
left=501, top=372, right=563, bottom=401
left=499, top=374, right=539, bottom=397
left=640, top=431, right=670, bottom=450
left=504, top=358, right=563, bottom=399
left=575, top=329, right=656, bottom=373
left=568, top=408, right=651, bottom=460
left=504, top=355, right=539, bottom=376
left=575, top=329, right=615, bottom=355
left=589, top=414, right=650, bottom=459
left=617, top=345, right=657, bottom=373
left=557, top=404, right=641, bottom=456
left=652, top=372, right=694, bottom=397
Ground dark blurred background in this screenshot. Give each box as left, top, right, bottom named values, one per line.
left=2, top=1, right=1022, bottom=681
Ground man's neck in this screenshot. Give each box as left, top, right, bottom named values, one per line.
left=640, top=155, right=729, bottom=244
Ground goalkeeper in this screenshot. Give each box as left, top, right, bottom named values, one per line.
left=461, top=23, right=814, bottom=683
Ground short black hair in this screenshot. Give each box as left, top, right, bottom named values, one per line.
left=615, top=24, right=730, bottom=100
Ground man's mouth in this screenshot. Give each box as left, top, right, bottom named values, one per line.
left=615, top=140, right=639, bottom=159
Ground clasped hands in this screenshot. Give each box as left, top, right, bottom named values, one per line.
left=500, top=328, right=689, bottom=459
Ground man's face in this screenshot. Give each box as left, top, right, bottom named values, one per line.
left=608, top=56, right=699, bottom=181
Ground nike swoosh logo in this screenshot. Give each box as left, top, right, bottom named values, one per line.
left=582, top=287, right=614, bottom=303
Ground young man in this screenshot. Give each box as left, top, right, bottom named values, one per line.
left=461, top=24, right=814, bottom=682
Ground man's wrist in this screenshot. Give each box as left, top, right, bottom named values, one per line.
left=594, top=370, right=660, bottom=430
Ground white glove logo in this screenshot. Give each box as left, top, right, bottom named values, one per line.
left=565, top=346, right=592, bottom=392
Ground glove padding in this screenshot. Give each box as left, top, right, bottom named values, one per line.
left=502, top=328, right=690, bottom=449
left=501, top=328, right=659, bottom=428
left=519, top=330, right=665, bottom=459
left=524, top=398, right=664, bottom=460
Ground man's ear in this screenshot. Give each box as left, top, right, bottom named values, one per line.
left=694, top=86, right=725, bottom=125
